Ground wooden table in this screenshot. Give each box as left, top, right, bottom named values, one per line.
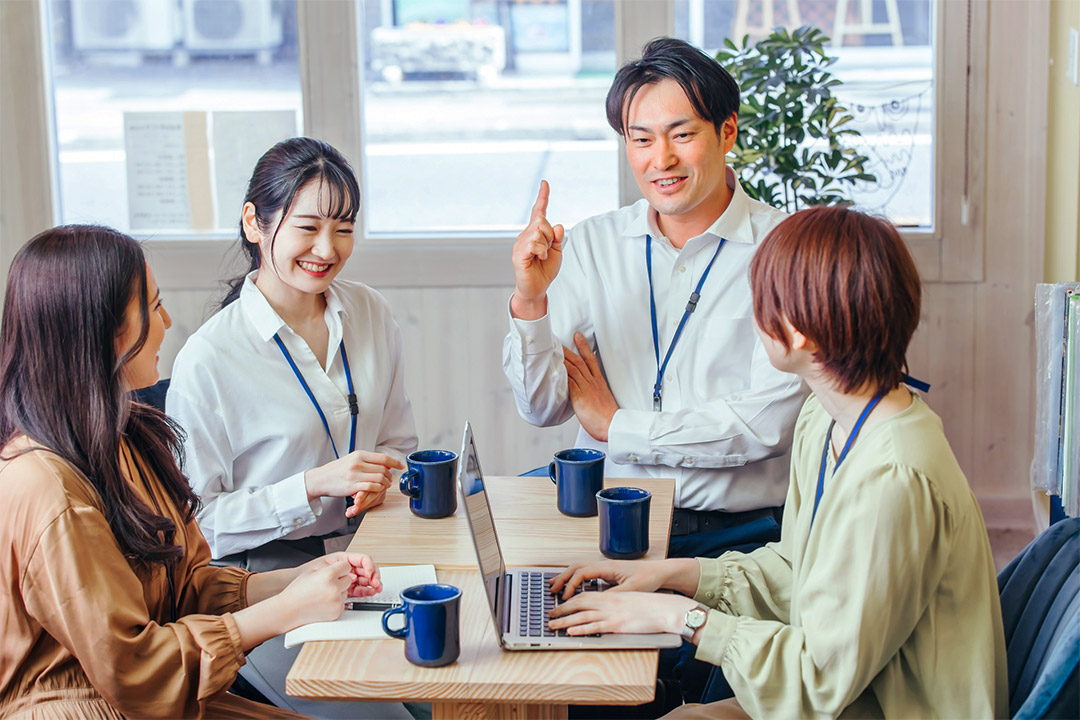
left=286, top=475, right=675, bottom=719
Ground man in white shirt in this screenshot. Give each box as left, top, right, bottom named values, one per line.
left=503, top=38, right=806, bottom=561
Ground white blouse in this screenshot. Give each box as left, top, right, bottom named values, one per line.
left=167, top=274, right=418, bottom=559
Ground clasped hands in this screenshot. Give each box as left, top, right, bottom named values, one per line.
left=274, top=552, right=383, bottom=628
left=304, top=450, right=405, bottom=517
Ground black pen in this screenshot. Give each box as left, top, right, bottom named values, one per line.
left=347, top=601, right=401, bottom=611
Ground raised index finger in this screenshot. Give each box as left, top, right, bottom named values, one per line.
left=530, top=180, right=551, bottom=222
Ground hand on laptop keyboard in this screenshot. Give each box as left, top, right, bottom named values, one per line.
left=519, top=571, right=603, bottom=638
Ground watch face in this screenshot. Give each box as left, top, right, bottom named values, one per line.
left=687, top=607, right=707, bottom=629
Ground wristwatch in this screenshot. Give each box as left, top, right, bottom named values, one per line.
left=681, top=605, right=708, bottom=641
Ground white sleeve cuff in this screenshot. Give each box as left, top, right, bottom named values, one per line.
left=607, top=409, right=654, bottom=464
left=506, top=297, right=557, bottom=357
left=269, top=471, right=320, bottom=534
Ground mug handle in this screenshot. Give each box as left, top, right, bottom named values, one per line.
left=548, top=462, right=557, bottom=485
left=382, top=605, right=408, bottom=639
left=399, top=470, right=420, bottom=499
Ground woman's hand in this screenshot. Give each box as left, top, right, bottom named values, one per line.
left=275, top=559, right=356, bottom=628
left=349, top=486, right=387, bottom=517
left=548, top=589, right=699, bottom=637
left=304, top=450, right=404, bottom=508
left=549, top=558, right=699, bottom=600
left=297, top=551, right=383, bottom=598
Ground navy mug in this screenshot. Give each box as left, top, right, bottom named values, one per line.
left=399, top=450, right=459, bottom=518
left=381, top=583, right=461, bottom=667
left=597, top=487, right=651, bottom=559
left=548, top=448, right=605, bottom=517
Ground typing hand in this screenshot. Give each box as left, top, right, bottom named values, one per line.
left=511, top=181, right=564, bottom=320
left=548, top=589, right=698, bottom=637
left=549, top=559, right=671, bottom=600
left=563, top=333, right=618, bottom=442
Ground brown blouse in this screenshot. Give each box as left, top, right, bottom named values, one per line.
left=0, top=436, right=301, bottom=719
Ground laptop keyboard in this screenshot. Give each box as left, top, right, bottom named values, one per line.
left=518, top=571, right=601, bottom=638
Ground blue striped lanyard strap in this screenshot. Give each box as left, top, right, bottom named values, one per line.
left=272, top=334, right=358, bottom=459
left=646, top=234, right=727, bottom=412
left=810, top=389, right=887, bottom=532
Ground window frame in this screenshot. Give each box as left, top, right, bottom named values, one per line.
left=5, top=0, right=983, bottom=292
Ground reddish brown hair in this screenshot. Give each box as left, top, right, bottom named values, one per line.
left=750, top=206, right=921, bottom=394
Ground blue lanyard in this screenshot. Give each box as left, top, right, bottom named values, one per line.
left=902, top=374, right=930, bottom=392
left=810, top=390, right=887, bottom=531
left=646, top=234, right=727, bottom=411
left=273, top=335, right=358, bottom=459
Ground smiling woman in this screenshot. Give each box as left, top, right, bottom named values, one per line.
left=165, top=137, right=418, bottom=718
left=0, top=226, right=383, bottom=719
left=117, top=264, right=172, bottom=391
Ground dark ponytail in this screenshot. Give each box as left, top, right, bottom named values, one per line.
left=0, top=225, right=199, bottom=571
left=221, top=137, right=361, bottom=307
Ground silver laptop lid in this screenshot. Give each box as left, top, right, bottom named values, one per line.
left=457, top=421, right=508, bottom=639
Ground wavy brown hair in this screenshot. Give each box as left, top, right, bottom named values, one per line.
left=0, top=225, right=198, bottom=571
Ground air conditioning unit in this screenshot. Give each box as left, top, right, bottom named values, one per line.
left=71, top=0, right=181, bottom=51
left=181, top=0, right=283, bottom=58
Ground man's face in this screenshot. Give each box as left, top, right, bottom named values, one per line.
left=623, top=78, right=737, bottom=232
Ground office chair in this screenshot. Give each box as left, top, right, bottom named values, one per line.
left=999, top=516, right=1079, bottom=719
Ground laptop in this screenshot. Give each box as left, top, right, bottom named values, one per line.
left=457, top=421, right=681, bottom=651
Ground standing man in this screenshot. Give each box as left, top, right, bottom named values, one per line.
left=503, top=38, right=806, bottom=560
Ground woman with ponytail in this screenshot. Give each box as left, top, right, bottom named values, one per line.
left=0, top=226, right=383, bottom=719
left=166, top=138, right=417, bottom=717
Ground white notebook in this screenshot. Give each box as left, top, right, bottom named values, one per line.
left=283, top=564, right=438, bottom=648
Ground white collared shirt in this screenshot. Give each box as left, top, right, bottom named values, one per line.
left=167, top=274, right=418, bottom=559
left=502, top=169, right=807, bottom=512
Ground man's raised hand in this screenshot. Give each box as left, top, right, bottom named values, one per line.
left=511, top=180, right=565, bottom=320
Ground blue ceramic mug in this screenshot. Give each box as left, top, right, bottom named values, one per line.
left=399, top=450, right=459, bottom=518
left=548, top=448, right=606, bottom=517
left=597, top=487, right=651, bottom=559
left=381, top=583, right=461, bottom=667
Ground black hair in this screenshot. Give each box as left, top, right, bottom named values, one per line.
left=606, top=37, right=740, bottom=138
left=221, top=137, right=361, bottom=307
left=0, top=225, right=199, bottom=572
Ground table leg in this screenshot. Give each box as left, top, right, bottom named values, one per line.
left=432, top=702, right=569, bottom=720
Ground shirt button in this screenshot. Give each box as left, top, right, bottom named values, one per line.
left=706, top=591, right=714, bottom=599
left=685, top=457, right=694, bottom=466
left=525, top=336, right=534, bottom=344
left=666, top=373, right=673, bottom=382
left=629, top=454, right=639, bottom=462
left=679, top=265, right=687, bottom=273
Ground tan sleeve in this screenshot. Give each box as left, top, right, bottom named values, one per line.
left=21, top=505, right=246, bottom=719
left=176, top=516, right=251, bottom=616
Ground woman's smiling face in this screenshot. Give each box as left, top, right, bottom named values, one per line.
left=248, top=178, right=356, bottom=302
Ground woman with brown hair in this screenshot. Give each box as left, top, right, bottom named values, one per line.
left=0, top=225, right=381, bottom=718
left=546, top=206, right=1008, bottom=718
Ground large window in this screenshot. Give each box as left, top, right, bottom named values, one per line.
left=675, top=0, right=934, bottom=228
left=359, top=0, right=619, bottom=235
left=25, top=0, right=979, bottom=286
left=47, top=0, right=302, bottom=234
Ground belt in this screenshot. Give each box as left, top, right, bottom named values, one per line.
left=670, top=507, right=781, bottom=537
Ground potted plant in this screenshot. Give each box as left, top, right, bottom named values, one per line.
left=716, top=26, right=876, bottom=212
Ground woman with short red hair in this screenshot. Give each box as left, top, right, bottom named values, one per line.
left=547, top=206, right=1008, bottom=718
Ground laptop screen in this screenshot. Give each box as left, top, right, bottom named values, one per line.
left=457, top=422, right=507, bottom=630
